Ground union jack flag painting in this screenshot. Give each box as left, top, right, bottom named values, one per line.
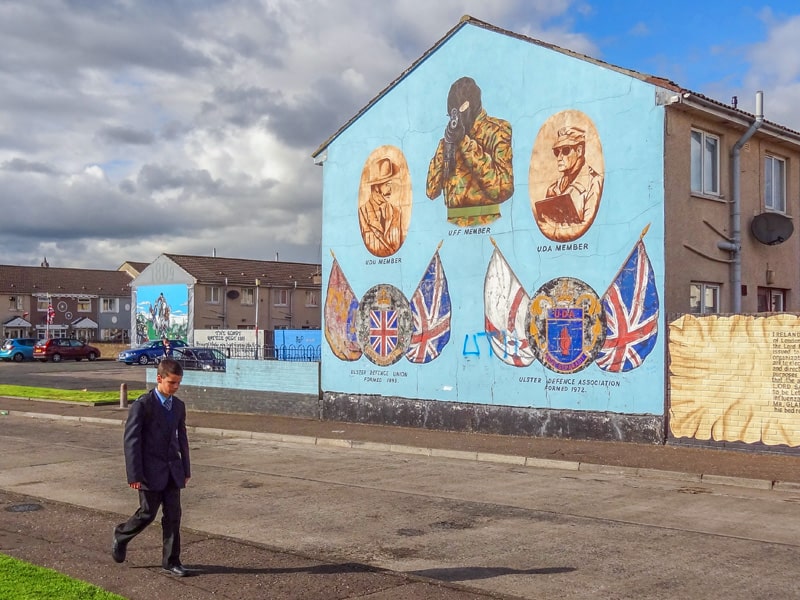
left=596, top=238, right=659, bottom=372
left=370, top=309, right=398, bottom=358
left=405, top=250, right=451, bottom=364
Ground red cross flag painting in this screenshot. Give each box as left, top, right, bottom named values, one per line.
left=596, top=226, right=659, bottom=372
left=483, top=240, right=535, bottom=367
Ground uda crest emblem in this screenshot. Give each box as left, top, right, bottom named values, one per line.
left=526, top=277, right=605, bottom=373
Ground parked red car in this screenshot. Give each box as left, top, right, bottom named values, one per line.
left=33, top=338, right=101, bottom=362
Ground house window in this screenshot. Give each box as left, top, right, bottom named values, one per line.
left=691, top=129, right=720, bottom=196
left=765, top=155, right=786, bottom=213
left=241, top=288, right=255, bottom=305
left=305, top=291, right=318, bottom=307
left=37, top=298, right=49, bottom=311
left=101, top=298, right=119, bottom=313
left=77, top=298, right=91, bottom=312
left=689, top=282, right=720, bottom=314
left=273, top=289, right=289, bottom=306
left=9, top=296, right=23, bottom=311
left=205, top=286, right=221, bottom=304
left=758, top=288, right=786, bottom=312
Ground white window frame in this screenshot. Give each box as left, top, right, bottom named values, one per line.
left=305, top=290, right=318, bottom=307
left=241, top=288, right=255, bottom=306
left=771, top=289, right=785, bottom=312
left=101, top=298, right=119, bottom=313
left=691, top=129, right=720, bottom=196
left=689, top=282, right=720, bottom=314
left=765, top=155, right=786, bottom=213
left=77, top=298, right=91, bottom=313
left=205, top=286, right=221, bottom=304
left=273, top=289, right=289, bottom=306
left=37, top=298, right=49, bottom=312
left=9, top=296, right=23, bottom=311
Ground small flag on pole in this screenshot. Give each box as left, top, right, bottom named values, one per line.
left=47, top=302, right=55, bottom=325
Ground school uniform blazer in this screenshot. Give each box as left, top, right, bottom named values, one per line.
left=123, top=389, right=191, bottom=491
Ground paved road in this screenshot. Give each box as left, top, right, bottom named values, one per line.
left=2, top=415, right=799, bottom=599
left=0, top=358, right=147, bottom=392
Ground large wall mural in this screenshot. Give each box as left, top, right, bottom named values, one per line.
left=320, top=24, right=665, bottom=417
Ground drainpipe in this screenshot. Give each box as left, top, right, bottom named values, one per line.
left=719, top=91, right=764, bottom=312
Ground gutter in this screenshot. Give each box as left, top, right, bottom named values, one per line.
left=721, top=91, right=764, bottom=312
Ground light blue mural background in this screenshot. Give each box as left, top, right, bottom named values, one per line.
left=320, top=24, right=665, bottom=415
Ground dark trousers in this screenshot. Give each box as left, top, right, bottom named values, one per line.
left=114, top=484, right=182, bottom=567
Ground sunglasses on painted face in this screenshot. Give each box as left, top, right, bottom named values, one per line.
left=553, top=145, right=577, bottom=157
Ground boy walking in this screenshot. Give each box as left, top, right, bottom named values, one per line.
left=112, top=358, right=191, bottom=576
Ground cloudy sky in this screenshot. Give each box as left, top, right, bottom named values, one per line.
left=2, top=0, right=798, bottom=269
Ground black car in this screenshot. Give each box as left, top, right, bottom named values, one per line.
left=171, top=347, right=227, bottom=372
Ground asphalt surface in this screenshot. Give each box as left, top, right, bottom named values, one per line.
left=2, top=361, right=800, bottom=599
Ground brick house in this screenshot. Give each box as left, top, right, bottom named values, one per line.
left=0, top=261, right=134, bottom=342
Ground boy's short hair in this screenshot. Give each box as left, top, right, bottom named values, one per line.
left=158, top=357, right=183, bottom=378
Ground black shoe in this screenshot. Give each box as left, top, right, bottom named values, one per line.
left=162, top=563, right=189, bottom=577
left=111, top=538, right=126, bottom=563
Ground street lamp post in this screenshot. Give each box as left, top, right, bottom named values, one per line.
left=254, top=279, right=260, bottom=359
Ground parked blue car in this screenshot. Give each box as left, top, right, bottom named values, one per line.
left=0, top=338, right=37, bottom=362
left=117, top=339, right=187, bottom=365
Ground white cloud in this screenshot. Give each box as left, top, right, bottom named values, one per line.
left=0, top=0, right=797, bottom=271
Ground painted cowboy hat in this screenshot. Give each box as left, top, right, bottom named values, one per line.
left=366, top=157, right=399, bottom=185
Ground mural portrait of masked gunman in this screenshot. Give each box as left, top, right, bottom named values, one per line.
left=426, top=77, right=514, bottom=227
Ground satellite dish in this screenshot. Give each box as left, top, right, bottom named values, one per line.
left=751, top=213, right=793, bottom=245
left=226, top=290, right=240, bottom=299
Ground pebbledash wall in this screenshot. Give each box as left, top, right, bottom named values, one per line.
left=316, top=20, right=665, bottom=443
left=147, top=359, right=320, bottom=419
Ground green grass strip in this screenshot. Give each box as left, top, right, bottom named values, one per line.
left=0, top=553, right=126, bottom=599
left=0, top=385, right=148, bottom=403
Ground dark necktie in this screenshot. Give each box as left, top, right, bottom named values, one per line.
left=164, top=396, right=172, bottom=411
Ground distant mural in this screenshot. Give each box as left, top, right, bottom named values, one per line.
left=136, top=284, right=189, bottom=344
left=530, top=110, right=604, bottom=242
left=358, top=147, right=412, bottom=257
left=325, top=248, right=451, bottom=366
left=426, top=76, right=514, bottom=227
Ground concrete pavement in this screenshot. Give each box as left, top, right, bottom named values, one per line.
left=3, top=398, right=800, bottom=599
